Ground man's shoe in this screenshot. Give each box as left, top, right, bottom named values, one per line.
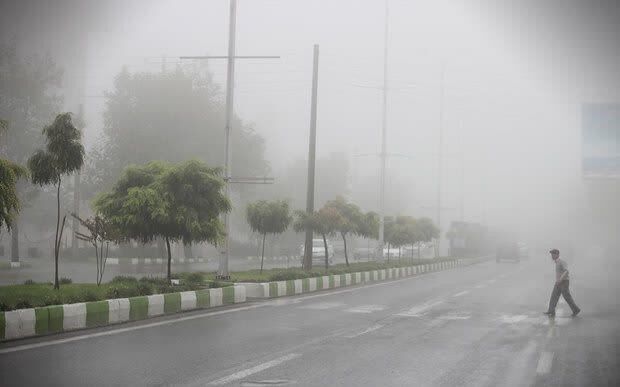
left=572, top=308, right=581, bottom=317
left=543, top=311, right=555, bottom=317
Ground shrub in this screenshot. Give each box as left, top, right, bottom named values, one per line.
left=110, top=275, right=138, bottom=284
left=105, top=285, right=139, bottom=299
left=139, top=276, right=168, bottom=286
left=0, top=302, right=10, bottom=311
left=59, top=277, right=73, bottom=285
left=23, top=279, right=36, bottom=285
left=42, top=294, right=62, bottom=306
left=14, top=299, right=33, bottom=309
left=65, top=294, right=83, bottom=304
left=269, top=270, right=310, bottom=281
left=82, top=290, right=100, bottom=302
left=137, top=282, right=153, bottom=296
left=184, top=272, right=204, bottom=284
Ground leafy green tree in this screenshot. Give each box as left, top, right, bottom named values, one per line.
left=385, top=216, right=411, bottom=263
left=246, top=200, right=292, bottom=273
left=358, top=211, right=380, bottom=241
left=0, top=120, right=28, bottom=233
left=324, top=196, right=365, bottom=267
left=94, top=160, right=231, bottom=281
left=28, top=113, right=84, bottom=289
left=415, top=217, right=439, bottom=258
left=294, top=207, right=342, bottom=270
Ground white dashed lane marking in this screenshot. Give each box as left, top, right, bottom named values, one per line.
left=344, top=324, right=385, bottom=338
left=536, top=351, right=554, bottom=374
left=298, top=302, right=345, bottom=310
left=344, top=305, right=386, bottom=314
left=396, top=300, right=444, bottom=317
left=452, top=291, right=470, bottom=297
left=209, top=353, right=302, bottom=385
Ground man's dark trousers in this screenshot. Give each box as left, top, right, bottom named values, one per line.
left=547, top=280, right=580, bottom=315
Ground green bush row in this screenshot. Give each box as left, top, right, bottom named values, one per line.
left=0, top=273, right=210, bottom=312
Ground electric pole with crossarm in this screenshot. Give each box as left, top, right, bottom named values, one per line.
left=180, top=0, right=278, bottom=279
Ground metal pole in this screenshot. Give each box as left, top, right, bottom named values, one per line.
left=378, top=0, right=389, bottom=263
left=71, top=104, right=83, bottom=259
left=436, top=65, right=445, bottom=258
left=304, top=44, right=320, bottom=271
left=218, top=0, right=237, bottom=279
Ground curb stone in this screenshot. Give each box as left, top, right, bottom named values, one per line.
left=1, top=285, right=246, bottom=342
left=238, top=258, right=480, bottom=299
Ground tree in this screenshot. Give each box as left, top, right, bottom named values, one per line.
left=0, top=43, right=62, bottom=264
left=294, top=207, right=341, bottom=270
left=246, top=200, right=292, bottom=273
left=28, top=113, right=84, bottom=289
left=85, top=67, right=268, bottom=195
left=358, top=211, right=380, bottom=241
left=415, top=217, right=439, bottom=258
left=324, top=196, right=365, bottom=267
left=0, top=120, right=27, bottom=233
left=72, top=213, right=119, bottom=285
left=385, top=216, right=411, bottom=264
left=94, top=160, right=231, bottom=282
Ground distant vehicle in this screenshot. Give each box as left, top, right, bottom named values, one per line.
left=300, top=239, right=334, bottom=265
left=496, top=241, right=520, bottom=263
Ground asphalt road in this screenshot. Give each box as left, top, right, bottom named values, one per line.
left=1, top=250, right=618, bottom=386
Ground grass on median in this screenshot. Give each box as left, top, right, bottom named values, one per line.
left=200, top=257, right=457, bottom=283
left=0, top=272, right=232, bottom=312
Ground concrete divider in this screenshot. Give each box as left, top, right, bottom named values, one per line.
left=237, top=258, right=468, bottom=299
left=1, top=285, right=246, bottom=342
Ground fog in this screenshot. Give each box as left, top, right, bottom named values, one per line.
left=1, top=0, right=619, bottom=258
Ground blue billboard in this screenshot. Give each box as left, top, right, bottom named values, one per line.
left=582, top=104, right=620, bottom=179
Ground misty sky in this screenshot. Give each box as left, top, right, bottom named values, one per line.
left=2, top=0, right=619, bottom=249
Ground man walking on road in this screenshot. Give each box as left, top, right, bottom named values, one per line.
left=544, top=249, right=581, bottom=317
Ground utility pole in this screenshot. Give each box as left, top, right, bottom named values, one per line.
left=436, top=65, right=445, bottom=258
left=303, top=44, right=320, bottom=271
left=71, top=104, right=84, bottom=259
left=378, top=0, right=390, bottom=263
left=220, top=0, right=238, bottom=280
left=180, top=0, right=278, bottom=279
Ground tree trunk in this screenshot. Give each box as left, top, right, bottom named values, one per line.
left=342, top=232, right=349, bottom=267
left=322, top=234, right=329, bottom=270
left=100, top=242, right=109, bottom=285
left=418, top=243, right=421, bottom=259
left=165, top=237, right=172, bottom=282
left=54, top=180, right=61, bottom=290
left=10, top=217, right=19, bottom=265
left=387, top=243, right=390, bottom=263
left=94, top=241, right=99, bottom=285
left=398, top=246, right=401, bottom=264
left=260, top=233, right=266, bottom=273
